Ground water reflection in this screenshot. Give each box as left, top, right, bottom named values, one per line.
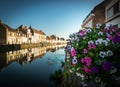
left=0, top=44, right=66, bottom=72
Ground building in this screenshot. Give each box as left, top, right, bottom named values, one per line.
left=0, top=20, right=67, bottom=45
left=105, top=0, right=120, bottom=28
left=81, top=0, right=106, bottom=28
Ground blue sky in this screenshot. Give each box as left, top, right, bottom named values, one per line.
left=0, top=0, right=104, bottom=39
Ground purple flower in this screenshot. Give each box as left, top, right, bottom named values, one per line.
left=102, top=61, right=112, bottom=71
left=91, top=66, right=99, bottom=74
left=112, top=36, right=120, bottom=43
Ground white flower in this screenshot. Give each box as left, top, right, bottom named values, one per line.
left=66, top=53, right=70, bottom=58
left=83, top=36, right=86, bottom=40
left=95, top=39, right=103, bottom=45
left=95, top=77, right=101, bottom=83
left=77, top=67, right=80, bottom=71
left=69, top=69, right=73, bottom=73
left=106, top=33, right=111, bottom=37
left=106, top=38, right=110, bottom=41
left=99, top=51, right=106, bottom=58
left=87, top=29, right=92, bottom=33
left=115, top=76, right=120, bottom=80
left=72, top=58, right=77, bottom=65
left=71, top=37, right=75, bottom=42
left=96, top=23, right=101, bottom=29
left=98, top=31, right=103, bottom=36
left=106, top=50, right=113, bottom=56
left=110, top=66, right=117, bottom=74
left=81, top=82, right=87, bottom=86
left=88, top=40, right=94, bottom=45
left=76, top=72, right=81, bottom=77
left=96, top=60, right=101, bottom=65
left=73, top=56, right=77, bottom=59
left=103, top=40, right=108, bottom=46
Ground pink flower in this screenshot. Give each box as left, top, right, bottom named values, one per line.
left=117, top=32, right=120, bottom=36
left=84, top=65, right=91, bottom=73
left=71, top=48, right=76, bottom=57
left=83, top=48, right=87, bottom=54
left=79, top=29, right=87, bottom=37
left=85, top=57, right=92, bottom=66
left=108, top=35, right=113, bottom=40
left=81, top=58, right=85, bottom=63
left=104, top=27, right=109, bottom=32
left=88, top=44, right=96, bottom=50
left=111, top=27, right=117, bottom=32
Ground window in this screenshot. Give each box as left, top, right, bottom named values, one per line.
left=114, top=1, right=119, bottom=14
left=107, top=7, right=113, bottom=18
left=107, top=1, right=120, bottom=18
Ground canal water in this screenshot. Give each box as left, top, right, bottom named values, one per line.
left=0, top=45, right=66, bottom=87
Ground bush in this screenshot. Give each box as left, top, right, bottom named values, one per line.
left=65, top=24, right=120, bottom=86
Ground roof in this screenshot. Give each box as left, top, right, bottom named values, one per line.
left=29, top=25, right=46, bottom=35
left=4, top=24, right=16, bottom=32
left=46, top=36, right=50, bottom=40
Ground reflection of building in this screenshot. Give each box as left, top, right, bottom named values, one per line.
left=0, top=44, right=66, bottom=71
left=105, top=0, right=120, bottom=28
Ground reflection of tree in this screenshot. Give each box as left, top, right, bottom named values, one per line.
left=46, top=57, right=58, bottom=66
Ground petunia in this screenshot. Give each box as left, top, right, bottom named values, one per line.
left=79, top=29, right=87, bottom=37
left=66, top=53, right=70, bottom=58
left=84, top=57, right=92, bottom=66
left=110, top=66, right=117, bottom=74
left=104, top=27, right=109, bottom=32
left=83, top=48, right=88, bottom=54
left=112, top=35, right=120, bottom=43
left=84, top=65, right=90, bottom=73
left=81, top=58, right=85, bottom=63
left=114, top=76, right=120, bottom=80
left=103, top=40, right=108, bottom=46
left=76, top=72, right=81, bottom=77
left=95, top=38, right=103, bottom=45
left=88, top=40, right=94, bottom=45
left=67, top=44, right=71, bottom=50
left=106, top=50, right=113, bottom=56
left=102, top=61, right=112, bottom=71
left=71, top=47, right=76, bottom=57
left=72, top=58, right=77, bottom=65
left=87, top=29, right=92, bottom=33
left=91, top=66, right=99, bottom=74
left=88, top=44, right=96, bottom=50
left=95, top=60, right=101, bottom=65
left=69, top=69, right=73, bottom=73
left=95, top=77, right=101, bottom=83
left=96, top=23, right=101, bottom=29
left=98, top=31, right=103, bottom=36
left=99, top=51, right=106, bottom=58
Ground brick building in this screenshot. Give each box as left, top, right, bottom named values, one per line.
left=81, top=0, right=106, bottom=28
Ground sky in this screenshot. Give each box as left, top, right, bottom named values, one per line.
left=0, top=0, right=104, bottom=39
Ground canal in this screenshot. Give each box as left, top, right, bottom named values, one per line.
left=0, top=44, right=66, bottom=87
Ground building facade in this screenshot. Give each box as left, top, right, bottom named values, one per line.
left=81, top=0, right=106, bottom=28
left=0, top=20, right=67, bottom=45
left=105, top=0, right=120, bottom=28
